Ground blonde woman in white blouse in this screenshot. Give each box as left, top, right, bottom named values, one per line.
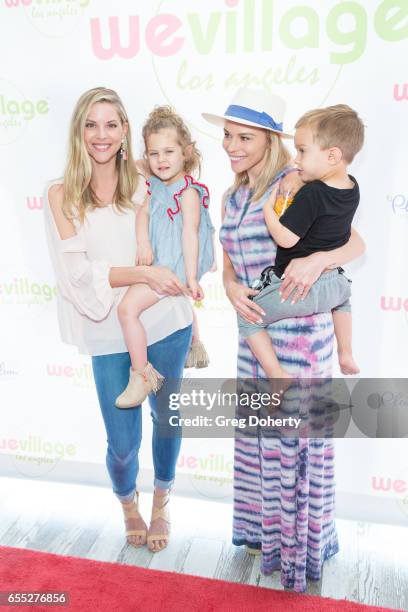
left=44, top=87, right=193, bottom=553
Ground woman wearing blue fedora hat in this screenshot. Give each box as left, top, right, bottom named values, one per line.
left=203, top=88, right=365, bottom=592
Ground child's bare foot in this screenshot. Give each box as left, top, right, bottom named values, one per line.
left=338, top=352, right=360, bottom=375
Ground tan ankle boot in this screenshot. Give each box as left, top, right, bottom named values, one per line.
left=115, top=362, right=164, bottom=409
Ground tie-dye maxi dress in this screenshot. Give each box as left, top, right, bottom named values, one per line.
left=219, top=170, right=339, bottom=592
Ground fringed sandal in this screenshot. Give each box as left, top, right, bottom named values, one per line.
left=115, top=362, right=164, bottom=409
left=184, top=340, right=210, bottom=369
left=245, top=544, right=262, bottom=555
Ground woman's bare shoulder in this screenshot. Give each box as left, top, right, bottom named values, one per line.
left=48, top=182, right=64, bottom=208
left=47, top=182, right=76, bottom=239
left=222, top=187, right=232, bottom=201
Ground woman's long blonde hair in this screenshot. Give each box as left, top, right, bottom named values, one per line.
left=63, top=87, right=139, bottom=222
left=231, top=130, right=291, bottom=202
left=142, top=105, right=202, bottom=177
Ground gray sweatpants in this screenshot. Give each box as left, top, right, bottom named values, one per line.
left=238, top=268, right=352, bottom=339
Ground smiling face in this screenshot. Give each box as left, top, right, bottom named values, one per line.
left=83, top=102, right=127, bottom=166
left=146, top=128, right=186, bottom=184
left=294, top=126, right=333, bottom=182
left=222, top=120, right=270, bottom=176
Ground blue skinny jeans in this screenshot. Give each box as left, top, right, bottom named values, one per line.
left=91, top=324, right=192, bottom=501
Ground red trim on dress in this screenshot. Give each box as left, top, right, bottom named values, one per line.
left=166, top=175, right=209, bottom=222
left=145, top=180, right=151, bottom=196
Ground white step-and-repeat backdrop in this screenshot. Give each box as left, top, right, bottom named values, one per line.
left=1, top=0, right=407, bottom=525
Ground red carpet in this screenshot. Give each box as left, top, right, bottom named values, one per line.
left=0, top=546, right=398, bottom=612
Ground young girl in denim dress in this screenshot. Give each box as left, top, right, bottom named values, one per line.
left=115, top=106, right=215, bottom=409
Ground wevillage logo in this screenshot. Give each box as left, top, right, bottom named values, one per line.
left=0, top=79, right=49, bottom=145
left=380, top=296, right=408, bottom=312
left=372, top=475, right=407, bottom=493
left=0, top=360, right=19, bottom=380
left=1, top=433, right=77, bottom=477
left=388, top=193, right=408, bottom=216
left=0, top=277, right=57, bottom=306
left=46, top=361, right=93, bottom=389
left=371, top=473, right=408, bottom=519
left=90, top=1, right=407, bottom=64
left=0, top=434, right=76, bottom=459
left=90, top=0, right=408, bottom=130
left=26, top=196, right=43, bottom=211
left=394, top=83, right=408, bottom=101
left=4, top=0, right=91, bottom=37
left=177, top=452, right=233, bottom=499
left=200, top=282, right=231, bottom=313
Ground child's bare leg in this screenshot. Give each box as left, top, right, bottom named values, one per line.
left=246, top=330, right=291, bottom=380
left=332, top=310, right=360, bottom=375
left=118, top=284, right=160, bottom=370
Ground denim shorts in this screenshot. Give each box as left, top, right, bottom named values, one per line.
left=238, top=267, right=351, bottom=339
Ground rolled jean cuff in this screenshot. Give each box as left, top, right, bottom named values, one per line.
left=154, top=476, right=174, bottom=490
left=115, top=487, right=136, bottom=503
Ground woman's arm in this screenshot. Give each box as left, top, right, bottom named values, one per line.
left=223, top=250, right=265, bottom=324
left=48, top=183, right=76, bottom=239
left=221, top=191, right=265, bottom=324
left=320, top=226, right=365, bottom=267
left=109, top=265, right=186, bottom=295
left=48, top=184, right=186, bottom=310
left=280, top=227, right=366, bottom=303
left=47, top=183, right=114, bottom=320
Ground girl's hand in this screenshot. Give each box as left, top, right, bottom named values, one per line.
left=225, top=281, right=265, bottom=324
left=280, top=252, right=327, bottom=303
left=188, top=280, right=204, bottom=301
left=136, top=241, right=154, bottom=266
left=145, top=266, right=189, bottom=296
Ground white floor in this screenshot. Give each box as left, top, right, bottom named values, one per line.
left=1, top=477, right=407, bottom=611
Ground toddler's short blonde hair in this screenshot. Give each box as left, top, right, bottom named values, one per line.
left=295, top=104, right=364, bottom=163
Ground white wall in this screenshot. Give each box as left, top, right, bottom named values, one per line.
left=1, top=0, right=407, bottom=525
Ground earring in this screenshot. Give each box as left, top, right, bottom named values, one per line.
left=120, top=137, right=128, bottom=161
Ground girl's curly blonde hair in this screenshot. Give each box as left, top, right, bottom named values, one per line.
left=142, top=105, right=201, bottom=177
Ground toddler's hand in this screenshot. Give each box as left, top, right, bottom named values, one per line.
left=136, top=241, right=154, bottom=266
left=188, top=280, right=204, bottom=301
left=280, top=169, right=305, bottom=197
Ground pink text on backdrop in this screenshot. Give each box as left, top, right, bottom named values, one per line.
left=90, top=15, right=183, bottom=60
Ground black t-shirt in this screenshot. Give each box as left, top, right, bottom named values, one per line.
left=274, top=176, right=359, bottom=278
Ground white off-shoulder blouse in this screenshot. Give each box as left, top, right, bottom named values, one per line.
left=43, top=179, right=192, bottom=356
